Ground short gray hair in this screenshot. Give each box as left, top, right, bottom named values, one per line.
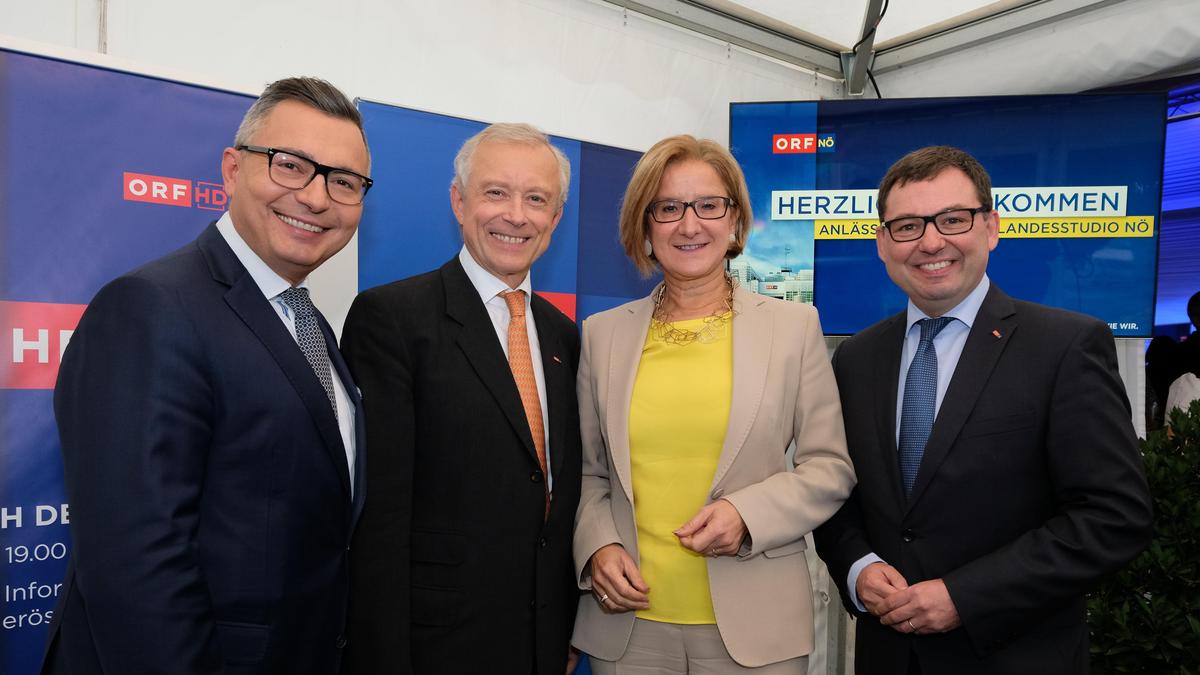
left=234, top=77, right=367, bottom=152
left=452, top=123, right=571, bottom=206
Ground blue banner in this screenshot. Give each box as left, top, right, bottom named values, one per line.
left=0, top=48, right=251, bottom=673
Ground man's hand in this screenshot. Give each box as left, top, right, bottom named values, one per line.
left=879, top=579, right=961, bottom=634
left=566, top=646, right=580, bottom=674
left=675, top=499, right=747, bottom=557
left=856, top=562, right=909, bottom=616
left=589, top=544, right=650, bottom=612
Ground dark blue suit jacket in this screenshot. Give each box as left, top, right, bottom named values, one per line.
left=814, top=285, right=1151, bottom=675
left=42, top=223, right=365, bottom=675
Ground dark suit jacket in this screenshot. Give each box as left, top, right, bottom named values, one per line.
left=43, top=223, right=365, bottom=675
left=340, top=257, right=581, bottom=675
left=814, top=284, right=1151, bottom=675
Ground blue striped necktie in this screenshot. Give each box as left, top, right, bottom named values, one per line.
left=898, top=316, right=953, bottom=495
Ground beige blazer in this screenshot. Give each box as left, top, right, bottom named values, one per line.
left=572, top=286, right=855, bottom=667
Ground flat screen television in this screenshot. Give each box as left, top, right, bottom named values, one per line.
left=729, top=95, right=1166, bottom=337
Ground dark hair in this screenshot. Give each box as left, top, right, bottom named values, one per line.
left=877, top=146, right=992, bottom=219
left=234, top=77, right=365, bottom=149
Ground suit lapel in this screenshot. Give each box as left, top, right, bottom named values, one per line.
left=198, top=225, right=352, bottom=499
left=873, top=313, right=908, bottom=511
left=907, top=286, right=1017, bottom=509
left=531, top=296, right=572, bottom=485
left=440, top=259, right=540, bottom=464
left=710, top=288, right=771, bottom=489
left=606, top=293, right=654, bottom=505
left=323, top=318, right=366, bottom=525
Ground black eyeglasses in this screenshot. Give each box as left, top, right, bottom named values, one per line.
left=237, top=145, right=373, bottom=205
left=881, top=206, right=989, bottom=242
left=646, top=196, right=735, bottom=223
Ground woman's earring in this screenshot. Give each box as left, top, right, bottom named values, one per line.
left=644, top=239, right=653, bottom=257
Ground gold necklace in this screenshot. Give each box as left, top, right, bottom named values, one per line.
left=651, top=274, right=737, bottom=346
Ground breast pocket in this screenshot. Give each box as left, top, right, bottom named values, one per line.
left=960, top=411, right=1037, bottom=439
left=215, top=620, right=268, bottom=665
left=410, top=530, right=466, bottom=627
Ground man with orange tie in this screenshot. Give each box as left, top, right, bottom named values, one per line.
left=340, top=123, right=580, bottom=674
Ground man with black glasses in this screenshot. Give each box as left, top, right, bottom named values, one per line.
left=43, top=77, right=371, bottom=675
left=814, top=146, right=1151, bottom=675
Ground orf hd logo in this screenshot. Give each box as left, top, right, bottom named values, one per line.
left=123, top=172, right=227, bottom=211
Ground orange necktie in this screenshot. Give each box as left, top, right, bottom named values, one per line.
left=501, top=290, right=549, bottom=516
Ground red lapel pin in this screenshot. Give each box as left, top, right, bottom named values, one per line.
left=992, top=329, right=1002, bottom=339
left=552, top=355, right=562, bottom=364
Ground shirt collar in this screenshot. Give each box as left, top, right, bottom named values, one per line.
left=905, top=274, right=990, bottom=333
left=457, top=245, right=533, bottom=304
left=216, top=212, right=306, bottom=300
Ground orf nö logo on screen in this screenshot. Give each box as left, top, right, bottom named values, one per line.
left=773, top=134, right=817, bottom=154
left=122, top=172, right=228, bottom=212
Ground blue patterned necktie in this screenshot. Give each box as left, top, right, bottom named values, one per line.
left=898, top=316, right=953, bottom=495
left=279, top=287, right=338, bottom=421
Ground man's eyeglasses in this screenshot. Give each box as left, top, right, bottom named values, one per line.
left=881, top=206, right=989, bottom=242
left=237, top=145, right=373, bottom=205
left=646, top=196, right=735, bottom=223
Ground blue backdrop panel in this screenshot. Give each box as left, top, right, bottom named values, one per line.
left=356, top=102, right=585, bottom=302
left=731, top=95, right=1166, bottom=336
left=575, top=141, right=657, bottom=318
left=1, top=48, right=251, bottom=674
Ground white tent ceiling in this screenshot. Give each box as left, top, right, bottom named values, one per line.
left=607, top=0, right=1200, bottom=96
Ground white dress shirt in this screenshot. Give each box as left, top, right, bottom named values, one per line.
left=216, top=213, right=356, bottom=495
left=848, top=275, right=991, bottom=610
left=457, top=246, right=554, bottom=489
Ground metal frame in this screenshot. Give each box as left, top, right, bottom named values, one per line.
left=604, top=0, right=844, bottom=77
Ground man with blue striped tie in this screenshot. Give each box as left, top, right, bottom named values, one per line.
left=815, top=146, right=1152, bottom=675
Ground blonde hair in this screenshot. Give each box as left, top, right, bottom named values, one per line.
left=618, top=135, right=752, bottom=277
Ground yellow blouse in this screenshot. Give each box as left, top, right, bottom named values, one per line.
left=628, top=315, right=732, bottom=624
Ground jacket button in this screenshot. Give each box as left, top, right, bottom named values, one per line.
left=530, top=471, right=543, bottom=483
left=901, top=529, right=916, bottom=543
left=539, top=537, right=548, bottom=548
left=336, top=635, right=347, bottom=649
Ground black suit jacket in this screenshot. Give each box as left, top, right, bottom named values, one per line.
left=814, top=284, right=1151, bottom=675
left=43, top=223, right=366, bottom=675
left=340, top=257, right=581, bottom=675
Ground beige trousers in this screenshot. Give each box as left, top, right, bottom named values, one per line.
left=588, top=618, right=809, bottom=675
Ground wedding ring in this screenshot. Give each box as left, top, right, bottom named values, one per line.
left=598, top=593, right=609, bottom=603
left=907, top=620, right=917, bottom=633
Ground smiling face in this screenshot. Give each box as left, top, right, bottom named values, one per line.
left=877, top=167, right=999, bottom=317
left=648, top=159, right=736, bottom=289
left=451, top=140, right=563, bottom=288
left=221, top=100, right=369, bottom=286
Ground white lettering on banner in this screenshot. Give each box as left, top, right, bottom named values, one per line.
left=772, top=190, right=878, bottom=220
left=5, top=582, right=62, bottom=602
left=35, top=504, right=69, bottom=526
left=991, top=187, right=1126, bottom=217
left=2, top=608, right=55, bottom=630
left=128, top=178, right=148, bottom=196
left=768, top=186, right=1129, bottom=221
left=0, top=508, right=21, bottom=529
left=12, top=329, right=49, bottom=364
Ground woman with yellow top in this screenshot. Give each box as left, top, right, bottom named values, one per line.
left=572, top=135, right=856, bottom=673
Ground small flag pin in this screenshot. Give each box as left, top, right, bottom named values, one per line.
left=992, top=329, right=1002, bottom=339
left=552, top=355, right=563, bottom=364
